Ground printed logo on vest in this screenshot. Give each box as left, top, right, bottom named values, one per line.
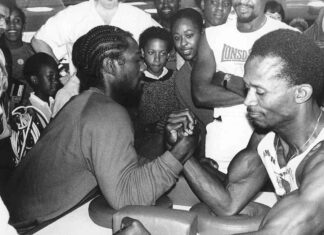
left=221, top=44, right=251, bottom=62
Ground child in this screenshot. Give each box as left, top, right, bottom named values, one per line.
left=134, top=26, right=179, bottom=158
left=23, top=52, right=60, bottom=121
left=264, top=1, right=285, bottom=21
left=10, top=53, right=60, bottom=163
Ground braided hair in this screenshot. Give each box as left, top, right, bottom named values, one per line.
left=72, top=25, right=133, bottom=91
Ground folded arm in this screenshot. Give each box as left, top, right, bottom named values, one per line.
left=31, top=38, right=58, bottom=62
left=191, top=32, right=244, bottom=108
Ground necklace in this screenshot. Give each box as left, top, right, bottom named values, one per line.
left=301, top=109, right=323, bottom=150
left=276, top=110, right=323, bottom=161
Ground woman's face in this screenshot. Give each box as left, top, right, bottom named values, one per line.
left=5, top=9, right=24, bottom=42
left=172, top=18, right=201, bottom=61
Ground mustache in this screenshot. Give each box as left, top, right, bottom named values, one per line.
left=246, top=106, right=259, bottom=113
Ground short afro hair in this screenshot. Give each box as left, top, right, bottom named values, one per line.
left=248, top=29, right=324, bottom=105
left=170, top=8, right=204, bottom=33
left=265, top=1, right=285, bottom=20
left=72, top=25, right=133, bottom=91
left=23, top=52, right=58, bottom=88
left=139, top=26, right=173, bottom=52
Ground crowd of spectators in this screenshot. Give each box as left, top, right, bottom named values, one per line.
left=1, top=0, right=324, bottom=234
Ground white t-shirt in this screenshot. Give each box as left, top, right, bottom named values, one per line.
left=205, top=16, right=297, bottom=77
left=35, top=0, right=160, bottom=71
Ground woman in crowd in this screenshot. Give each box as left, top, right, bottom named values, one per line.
left=4, top=6, right=35, bottom=108
left=172, top=8, right=212, bottom=157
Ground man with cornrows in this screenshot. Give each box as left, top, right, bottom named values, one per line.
left=4, top=25, right=199, bottom=234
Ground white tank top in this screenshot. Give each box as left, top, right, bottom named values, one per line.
left=257, top=128, right=324, bottom=196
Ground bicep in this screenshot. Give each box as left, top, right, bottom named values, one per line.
left=192, top=32, right=216, bottom=87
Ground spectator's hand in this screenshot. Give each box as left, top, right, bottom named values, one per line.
left=114, top=217, right=150, bottom=235
left=165, top=109, right=196, bottom=147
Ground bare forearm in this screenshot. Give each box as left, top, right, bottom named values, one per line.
left=192, top=83, right=244, bottom=108
left=31, top=38, right=58, bottom=62
left=183, top=158, right=235, bottom=215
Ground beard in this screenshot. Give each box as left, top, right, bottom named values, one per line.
left=111, top=79, right=143, bottom=108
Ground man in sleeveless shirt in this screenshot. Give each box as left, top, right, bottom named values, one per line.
left=169, top=29, right=324, bottom=234
left=191, top=0, right=296, bottom=174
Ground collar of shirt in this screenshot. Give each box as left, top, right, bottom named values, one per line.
left=29, top=92, right=55, bottom=121
left=144, top=67, right=168, bottom=80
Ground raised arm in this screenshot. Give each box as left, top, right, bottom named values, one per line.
left=191, top=32, right=244, bottom=108
left=184, top=131, right=268, bottom=216
left=31, top=38, right=58, bottom=62
left=248, top=142, right=324, bottom=234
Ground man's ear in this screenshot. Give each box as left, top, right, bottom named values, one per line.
left=295, top=84, right=313, bottom=104
left=102, top=57, right=118, bottom=75
left=102, top=57, right=126, bottom=75
left=30, top=75, right=39, bottom=86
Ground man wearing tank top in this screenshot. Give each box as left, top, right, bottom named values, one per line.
left=191, top=0, right=297, bottom=173
left=172, top=29, right=324, bottom=234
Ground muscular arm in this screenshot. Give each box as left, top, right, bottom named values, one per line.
left=184, top=131, right=268, bottom=216
left=191, top=32, right=244, bottom=108
left=246, top=142, right=324, bottom=234
left=31, top=38, right=58, bottom=62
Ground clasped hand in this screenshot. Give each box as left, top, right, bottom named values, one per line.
left=165, top=109, right=200, bottom=164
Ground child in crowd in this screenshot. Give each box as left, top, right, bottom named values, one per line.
left=10, top=53, right=60, bottom=163
left=4, top=6, right=35, bottom=108
left=264, top=1, right=285, bottom=21
left=289, top=17, right=309, bottom=32
left=23, top=52, right=60, bottom=121
left=133, top=26, right=179, bottom=158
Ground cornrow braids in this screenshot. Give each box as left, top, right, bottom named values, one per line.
left=72, top=25, right=133, bottom=91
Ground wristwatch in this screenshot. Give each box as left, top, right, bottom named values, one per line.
left=222, top=73, right=232, bottom=90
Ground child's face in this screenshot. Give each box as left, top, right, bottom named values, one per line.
left=5, top=9, right=24, bottom=42
left=142, top=39, right=169, bottom=76
left=38, top=64, right=60, bottom=97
